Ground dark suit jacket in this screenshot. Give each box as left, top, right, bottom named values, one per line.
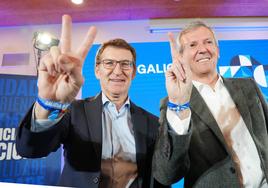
left=16, top=93, right=165, bottom=188
left=153, top=78, right=268, bottom=188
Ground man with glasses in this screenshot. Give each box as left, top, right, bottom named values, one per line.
left=16, top=15, right=165, bottom=188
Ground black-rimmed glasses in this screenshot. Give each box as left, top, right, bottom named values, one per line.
left=98, top=59, right=134, bottom=70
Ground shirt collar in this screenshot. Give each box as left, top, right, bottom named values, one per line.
left=192, top=75, right=224, bottom=92
left=101, top=92, right=130, bottom=108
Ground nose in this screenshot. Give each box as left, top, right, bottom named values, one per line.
left=112, top=62, right=123, bottom=75
left=197, top=44, right=207, bottom=54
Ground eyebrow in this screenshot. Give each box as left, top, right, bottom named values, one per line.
left=186, top=37, right=214, bottom=44
left=102, top=59, right=133, bottom=61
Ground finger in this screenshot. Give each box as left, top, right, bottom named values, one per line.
left=58, top=55, right=79, bottom=74
left=165, top=68, right=178, bottom=81
left=173, top=63, right=185, bottom=81
left=168, top=32, right=179, bottom=63
left=69, top=68, right=85, bottom=87
left=60, top=15, right=72, bottom=53
left=179, top=53, right=192, bottom=80
left=166, top=64, right=184, bottom=82
left=174, top=60, right=186, bottom=80
left=58, top=55, right=84, bottom=87
left=182, top=61, right=192, bottom=81
left=76, top=26, right=97, bottom=60
left=50, top=46, right=61, bottom=72
left=39, top=54, right=57, bottom=76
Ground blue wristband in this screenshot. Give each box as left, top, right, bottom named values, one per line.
left=36, top=96, right=70, bottom=111
left=48, top=109, right=61, bottom=120
left=36, top=96, right=70, bottom=120
left=167, top=101, right=190, bottom=112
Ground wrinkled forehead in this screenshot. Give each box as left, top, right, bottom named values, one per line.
left=179, top=26, right=216, bottom=44
left=100, top=46, right=134, bottom=60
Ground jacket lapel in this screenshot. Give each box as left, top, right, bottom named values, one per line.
left=190, top=78, right=253, bottom=150
left=190, top=86, right=226, bottom=147
left=223, top=78, right=253, bottom=131
left=130, top=101, right=148, bottom=177
left=84, top=93, right=103, bottom=156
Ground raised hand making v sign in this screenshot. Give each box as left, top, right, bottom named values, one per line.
left=35, top=15, right=97, bottom=119
left=16, top=15, right=167, bottom=188
left=165, top=32, right=192, bottom=119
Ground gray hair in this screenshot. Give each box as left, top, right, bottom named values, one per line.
left=177, top=20, right=219, bottom=54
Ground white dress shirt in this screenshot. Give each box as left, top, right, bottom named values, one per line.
left=167, top=76, right=267, bottom=188
left=101, top=94, right=136, bottom=162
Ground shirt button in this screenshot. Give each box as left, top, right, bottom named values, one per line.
left=230, top=167, right=236, bottom=174
left=92, top=177, right=99, bottom=184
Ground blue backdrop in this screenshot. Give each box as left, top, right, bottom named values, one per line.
left=1, top=40, right=267, bottom=187
left=0, top=74, right=61, bottom=185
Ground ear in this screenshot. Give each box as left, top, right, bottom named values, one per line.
left=131, top=67, right=136, bottom=80
left=95, top=64, right=100, bottom=80
left=217, top=46, right=220, bottom=58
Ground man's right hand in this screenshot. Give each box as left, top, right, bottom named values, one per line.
left=35, top=15, right=97, bottom=119
left=165, top=32, right=192, bottom=113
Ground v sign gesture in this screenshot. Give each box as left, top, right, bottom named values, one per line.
left=165, top=32, right=192, bottom=109
left=36, top=15, right=97, bottom=119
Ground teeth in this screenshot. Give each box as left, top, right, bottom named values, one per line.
left=111, top=79, right=124, bottom=82
left=197, top=58, right=210, bottom=62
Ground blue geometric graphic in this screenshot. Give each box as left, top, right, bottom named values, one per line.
left=218, top=40, right=268, bottom=100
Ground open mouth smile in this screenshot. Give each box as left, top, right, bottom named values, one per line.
left=197, top=57, right=211, bottom=63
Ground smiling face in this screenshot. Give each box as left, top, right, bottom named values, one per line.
left=179, top=26, right=219, bottom=81
left=95, top=46, right=135, bottom=99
